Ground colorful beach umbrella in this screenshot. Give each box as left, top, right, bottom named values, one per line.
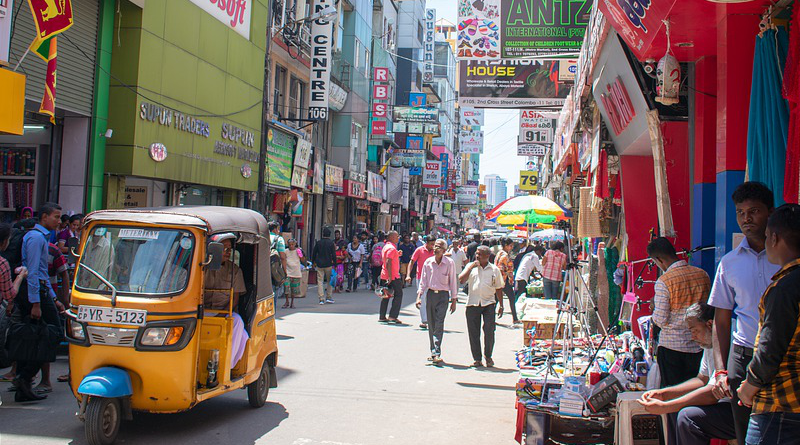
left=486, top=195, right=571, bottom=225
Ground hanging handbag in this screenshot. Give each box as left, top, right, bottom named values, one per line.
left=6, top=316, right=61, bottom=363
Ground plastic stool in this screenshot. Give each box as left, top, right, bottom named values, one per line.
left=614, top=391, right=669, bottom=445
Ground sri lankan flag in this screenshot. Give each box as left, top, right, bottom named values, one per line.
left=34, top=36, right=57, bottom=124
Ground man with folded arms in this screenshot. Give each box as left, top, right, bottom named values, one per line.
left=416, top=239, right=458, bottom=365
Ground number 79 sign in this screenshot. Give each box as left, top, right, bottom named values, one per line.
left=519, top=171, right=539, bottom=191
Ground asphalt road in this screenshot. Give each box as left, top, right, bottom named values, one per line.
left=0, top=285, right=522, bottom=445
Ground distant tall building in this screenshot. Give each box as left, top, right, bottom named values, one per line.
left=484, top=174, right=508, bottom=207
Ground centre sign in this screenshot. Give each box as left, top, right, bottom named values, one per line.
left=308, top=0, right=333, bottom=121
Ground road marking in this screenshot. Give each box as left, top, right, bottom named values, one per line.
left=292, top=439, right=365, bottom=445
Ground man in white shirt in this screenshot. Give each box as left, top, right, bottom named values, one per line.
left=459, top=246, right=504, bottom=368
left=515, top=246, right=542, bottom=294
left=447, top=238, right=468, bottom=277
left=638, top=303, right=735, bottom=445
left=707, top=182, right=778, bottom=444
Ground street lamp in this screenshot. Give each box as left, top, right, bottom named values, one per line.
left=296, top=5, right=337, bottom=23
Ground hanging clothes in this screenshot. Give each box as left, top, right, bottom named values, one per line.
left=604, top=246, right=621, bottom=327
left=784, top=8, right=800, bottom=204
left=746, top=27, right=789, bottom=206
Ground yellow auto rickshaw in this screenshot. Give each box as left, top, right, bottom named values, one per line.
left=65, top=206, right=278, bottom=445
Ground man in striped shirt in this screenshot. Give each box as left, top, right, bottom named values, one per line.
left=737, top=204, right=800, bottom=443
left=647, top=237, right=711, bottom=388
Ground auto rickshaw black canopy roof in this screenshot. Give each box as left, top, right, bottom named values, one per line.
left=84, top=206, right=270, bottom=241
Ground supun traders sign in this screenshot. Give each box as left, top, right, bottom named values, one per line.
left=308, top=0, right=333, bottom=120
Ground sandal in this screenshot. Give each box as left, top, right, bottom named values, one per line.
left=281, top=303, right=290, bottom=308
left=0, top=375, right=14, bottom=383
left=34, top=384, right=52, bottom=394
left=57, top=374, right=69, bottom=383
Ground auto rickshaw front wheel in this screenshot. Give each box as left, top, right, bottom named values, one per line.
left=247, top=359, right=270, bottom=408
left=85, top=397, right=121, bottom=445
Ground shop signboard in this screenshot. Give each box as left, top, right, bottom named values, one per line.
left=188, top=0, right=251, bottom=40
left=519, top=170, right=539, bottom=191
left=291, top=166, right=308, bottom=189
left=459, top=59, right=572, bottom=108
left=591, top=33, right=650, bottom=155
left=371, top=120, right=387, bottom=136
left=325, top=163, right=344, bottom=193
left=308, top=0, right=334, bottom=120
left=0, top=0, right=12, bottom=66
left=386, top=166, right=403, bottom=205
left=518, top=110, right=554, bottom=144
left=559, top=59, right=579, bottom=81
left=374, top=84, right=390, bottom=100
left=460, top=107, right=485, bottom=126
left=367, top=171, right=385, bottom=203
left=372, top=102, right=388, bottom=118
left=423, top=9, right=436, bottom=82
left=294, top=139, right=312, bottom=168
left=499, top=0, right=591, bottom=58
left=456, top=186, right=479, bottom=205
left=409, top=92, right=427, bottom=107
left=329, top=83, right=348, bottom=112
left=459, top=130, right=483, bottom=154
left=312, top=151, right=324, bottom=194
left=517, top=144, right=546, bottom=156
left=394, top=149, right=425, bottom=168
left=123, top=185, right=148, bottom=208
left=422, top=161, right=442, bottom=188
left=456, top=0, right=501, bottom=60
left=598, top=0, right=676, bottom=60
left=267, top=128, right=296, bottom=188
left=409, top=166, right=422, bottom=176
left=393, top=106, right=438, bottom=123
left=344, top=180, right=365, bottom=199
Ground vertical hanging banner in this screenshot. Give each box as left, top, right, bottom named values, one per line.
left=457, top=0, right=501, bottom=60
left=423, top=9, right=436, bottom=82
left=308, top=0, right=333, bottom=121
left=422, top=161, right=442, bottom=188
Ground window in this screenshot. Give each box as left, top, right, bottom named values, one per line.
left=288, top=77, right=307, bottom=125
left=417, top=22, right=424, bottom=45
left=273, top=65, right=288, bottom=117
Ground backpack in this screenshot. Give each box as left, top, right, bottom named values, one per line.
left=1, top=228, right=28, bottom=277
left=270, top=236, right=287, bottom=287
left=370, top=243, right=383, bottom=267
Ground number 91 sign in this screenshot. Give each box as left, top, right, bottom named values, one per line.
left=519, top=171, right=539, bottom=191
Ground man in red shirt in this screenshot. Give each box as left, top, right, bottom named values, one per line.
left=541, top=242, right=567, bottom=299
left=379, top=231, right=404, bottom=324
left=407, top=235, right=435, bottom=329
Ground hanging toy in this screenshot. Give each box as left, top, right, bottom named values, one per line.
left=655, top=19, right=681, bottom=106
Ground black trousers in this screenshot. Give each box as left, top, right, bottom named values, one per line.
left=504, top=282, right=519, bottom=322
left=379, top=279, right=403, bottom=319
left=656, top=346, right=703, bottom=388
left=466, top=304, right=496, bottom=362
left=13, top=284, right=62, bottom=382
left=728, top=344, right=754, bottom=444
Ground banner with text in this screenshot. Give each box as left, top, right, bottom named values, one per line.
left=500, top=0, right=591, bottom=58
left=308, top=0, right=334, bottom=120
left=517, top=144, right=547, bottom=157
left=422, top=161, right=442, bottom=188
left=459, top=59, right=572, bottom=108
left=459, top=130, right=484, bottom=153
left=460, top=107, right=485, bottom=127
left=518, top=110, right=554, bottom=144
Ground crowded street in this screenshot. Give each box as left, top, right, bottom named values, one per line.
left=1, top=286, right=519, bottom=445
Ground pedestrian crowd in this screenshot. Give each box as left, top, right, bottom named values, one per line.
left=635, top=182, right=800, bottom=444
left=0, top=203, right=84, bottom=402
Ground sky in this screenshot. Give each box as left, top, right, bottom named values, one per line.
left=426, top=0, right=527, bottom=191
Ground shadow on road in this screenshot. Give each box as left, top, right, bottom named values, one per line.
left=274, top=287, right=425, bottom=320
left=456, top=382, right=517, bottom=391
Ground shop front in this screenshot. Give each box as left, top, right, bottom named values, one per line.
left=104, top=0, right=268, bottom=209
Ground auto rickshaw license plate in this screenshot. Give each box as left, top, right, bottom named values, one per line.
left=77, top=306, right=147, bottom=326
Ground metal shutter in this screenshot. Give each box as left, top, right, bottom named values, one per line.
left=8, top=0, right=99, bottom=117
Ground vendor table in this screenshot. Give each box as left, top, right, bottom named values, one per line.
left=521, top=406, right=614, bottom=445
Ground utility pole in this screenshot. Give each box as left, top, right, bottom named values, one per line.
left=257, top=0, right=276, bottom=214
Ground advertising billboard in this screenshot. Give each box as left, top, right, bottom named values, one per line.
left=459, top=59, right=572, bottom=108
left=500, top=0, right=591, bottom=58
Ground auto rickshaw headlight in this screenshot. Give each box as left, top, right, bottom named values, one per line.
left=141, top=326, right=184, bottom=346
left=67, top=318, right=85, bottom=340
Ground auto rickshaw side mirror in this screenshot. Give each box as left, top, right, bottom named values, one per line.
left=205, top=242, right=224, bottom=271
left=67, top=237, right=81, bottom=261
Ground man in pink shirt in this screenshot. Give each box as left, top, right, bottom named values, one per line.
left=407, top=236, right=436, bottom=329
left=416, top=239, right=458, bottom=364
left=379, top=231, right=403, bottom=324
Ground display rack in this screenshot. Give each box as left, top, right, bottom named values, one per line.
left=0, top=146, right=38, bottom=212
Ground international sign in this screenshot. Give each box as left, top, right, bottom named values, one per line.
left=517, top=144, right=546, bottom=157
left=423, top=9, right=436, bottom=82
left=519, top=170, right=539, bottom=191
left=518, top=110, right=554, bottom=144
left=308, top=0, right=334, bottom=120
left=500, top=0, right=591, bottom=58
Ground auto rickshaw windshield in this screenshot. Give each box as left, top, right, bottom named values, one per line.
left=75, top=226, right=196, bottom=296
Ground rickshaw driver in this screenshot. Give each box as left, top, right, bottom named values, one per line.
left=203, top=238, right=249, bottom=368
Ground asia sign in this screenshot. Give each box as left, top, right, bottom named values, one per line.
left=308, top=0, right=334, bottom=120
left=518, top=110, right=554, bottom=144
left=188, top=0, right=251, bottom=40
left=422, top=161, right=442, bottom=188
left=500, top=0, right=591, bottom=58
left=423, top=9, right=436, bottom=82
left=519, top=170, right=539, bottom=191
left=459, top=59, right=572, bottom=108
